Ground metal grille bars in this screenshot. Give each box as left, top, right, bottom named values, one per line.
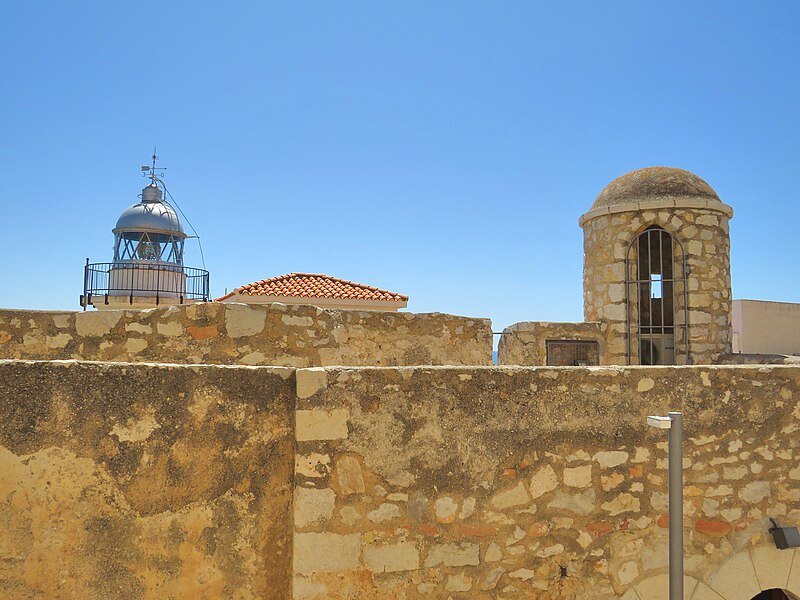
left=80, top=260, right=209, bottom=309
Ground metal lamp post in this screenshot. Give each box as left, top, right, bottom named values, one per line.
left=646, top=411, right=683, bottom=600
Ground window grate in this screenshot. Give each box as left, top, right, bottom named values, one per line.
left=546, top=340, right=600, bottom=366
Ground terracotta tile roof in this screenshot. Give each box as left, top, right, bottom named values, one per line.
left=215, top=273, right=409, bottom=303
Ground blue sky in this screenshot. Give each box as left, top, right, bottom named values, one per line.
left=1, top=1, right=798, bottom=333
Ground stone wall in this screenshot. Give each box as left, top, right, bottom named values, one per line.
left=0, top=302, right=493, bottom=367
left=581, top=204, right=733, bottom=365
left=293, top=364, right=800, bottom=599
left=3, top=359, right=800, bottom=599
left=0, top=360, right=295, bottom=599
left=716, top=353, right=800, bottom=365
left=498, top=321, right=605, bottom=366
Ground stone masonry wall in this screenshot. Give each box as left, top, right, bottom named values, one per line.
left=293, top=364, right=800, bottom=599
left=582, top=206, right=732, bottom=365
left=0, top=360, right=296, bottom=599
left=0, top=302, right=493, bottom=367
left=3, top=359, right=800, bottom=599
left=498, top=322, right=605, bottom=366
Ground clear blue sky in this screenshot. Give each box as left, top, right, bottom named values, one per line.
left=2, top=2, right=798, bottom=333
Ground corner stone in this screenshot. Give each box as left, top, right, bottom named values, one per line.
left=294, top=487, right=336, bottom=528
left=296, top=368, right=328, bottom=399
left=294, top=532, right=361, bottom=573
left=296, top=409, right=348, bottom=441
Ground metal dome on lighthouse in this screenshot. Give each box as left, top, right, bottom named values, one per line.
left=80, top=153, right=210, bottom=310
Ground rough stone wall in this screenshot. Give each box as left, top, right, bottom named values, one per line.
left=0, top=360, right=296, bottom=600
left=716, top=353, right=800, bottom=365
left=498, top=322, right=605, bottom=366
left=3, top=359, right=799, bottom=599
left=582, top=206, right=732, bottom=365
left=292, top=365, right=800, bottom=599
left=0, top=302, right=492, bottom=367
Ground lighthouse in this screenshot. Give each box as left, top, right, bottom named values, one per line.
left=81, top=155, right=209, bottom=310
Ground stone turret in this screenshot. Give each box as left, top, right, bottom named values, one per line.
left=579, top=167, right=734, bottom=365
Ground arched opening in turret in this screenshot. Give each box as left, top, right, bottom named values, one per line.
left=625, top=226, right=690, bottom=365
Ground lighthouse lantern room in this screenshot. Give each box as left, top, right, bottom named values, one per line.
left=80, top=155, right=210, bottom=310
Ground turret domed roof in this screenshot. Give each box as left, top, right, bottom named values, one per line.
left=591, top=167, right=721, bottom=211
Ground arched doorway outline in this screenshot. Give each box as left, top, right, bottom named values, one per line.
left=625, top=225, right=690, bottom=365
left=614, top=544, right=800, bottom=600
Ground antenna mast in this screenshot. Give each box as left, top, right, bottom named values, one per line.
left=141, top=147, right=167, bottom=187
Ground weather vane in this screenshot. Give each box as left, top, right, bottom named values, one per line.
left=141, top=147, right=167, bottom=185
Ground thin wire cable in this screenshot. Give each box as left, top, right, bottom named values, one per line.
left=160, top=181, right=207, bottom=270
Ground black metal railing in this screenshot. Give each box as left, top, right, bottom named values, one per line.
left=80, top=260, right=210, bottom=309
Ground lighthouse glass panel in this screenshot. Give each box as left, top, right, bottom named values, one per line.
left=114, top=232, right=184, bottom=265
left=625, top=226, right=690, bottom=365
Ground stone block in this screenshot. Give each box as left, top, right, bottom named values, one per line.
left=75, top=311, right=122, bottom=337
left=294, top=532, right=361, bottom=573
left=564, top=464, right=592, bottom=488
left=296, top=409, right=348, bottom=441
left=480, top=567, right=505, bottom=591
left=363, top=542, right=420, bottom=573
left=787, top=548, right=800, bottom=594
left=529, top=464, right=558, bottom=499
left=691, top=582, right=726, bottom=600
left=292, top=575, right=328, bottom=600
left=334, top=455, right=365, bottom=495
left=445, top=573, right=472, bottom=592
left=424, top=542, right=480, bottom=567
left=615, top=561, right=639, bottom=586
left=491, top=481, right=529, bottom=509
left=706, top=549, right=760, bottom=600
left=601, top=492, right=640, bottom=516
left=750, top=544, right=794, bottom=591
left=45, top=333, right=71, bottom=349
left=293, top=575, right=327, bottom=599
left=294, top=487, right=336, bottom=528
left=224, top=304, right=267, bottom=337
left=434, top=496, right=458, bottom=523
left=739, top=480, right=770, bottom=503
left=367, top=502, right=400, bottom=523
left=634, top=574, right=698, bottom=600
left=295, top=453, right=331, bottom=479
left=156, top=321, right=183, bottom=336
left=547, top=489, right=596, bottom=515
left=593, top=451, right=629, bottom=468
left=296, top=367, right=328, bottom=399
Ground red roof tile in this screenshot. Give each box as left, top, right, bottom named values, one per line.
left=215, top=273, right=408, bottom=303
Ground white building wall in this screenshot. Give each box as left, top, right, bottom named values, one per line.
left=732, top=299, right=800, bottom=355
